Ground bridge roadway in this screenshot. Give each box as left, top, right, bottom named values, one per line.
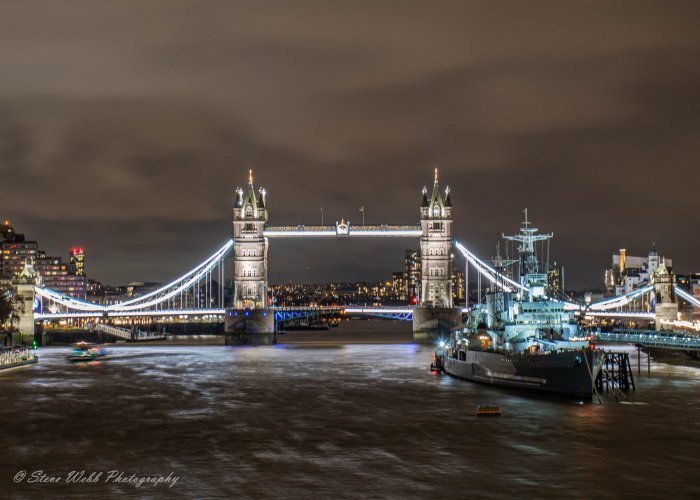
left=36, top=306, right=700, bottom=350
left=36, top=306, right=472, bottom=322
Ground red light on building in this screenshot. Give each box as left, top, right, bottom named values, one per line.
left=70, top=247, right=86, bottom=276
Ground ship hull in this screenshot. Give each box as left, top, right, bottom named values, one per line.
left=443, top=349, right=602, bottom=400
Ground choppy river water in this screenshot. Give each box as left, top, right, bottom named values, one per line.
left=1, top=336, right=699, bottom=498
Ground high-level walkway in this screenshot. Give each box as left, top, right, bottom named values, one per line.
left=596, top=329, right=700, bottom=351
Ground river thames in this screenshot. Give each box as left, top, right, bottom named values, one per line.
left=1, top=324, right=699, bottom=498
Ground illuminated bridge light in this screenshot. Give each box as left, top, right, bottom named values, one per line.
left=264, top=225, right=422, bottom=238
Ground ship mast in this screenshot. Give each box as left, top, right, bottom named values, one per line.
left=490, top=240, right=518, bottom=290
left=502, top=208, right=553, bottom=289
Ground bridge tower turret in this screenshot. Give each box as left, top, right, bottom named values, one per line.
left=652, top=258, right=678, bottom=331
left=225, top=170, right=276, bottom=345
left=413, top=168, right=462, bottom=343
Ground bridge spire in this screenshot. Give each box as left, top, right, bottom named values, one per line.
left=248, top=168, right=254, bottom=185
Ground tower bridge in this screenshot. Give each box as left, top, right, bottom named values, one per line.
left=226, top=168, right=460, bottom=345
left=12, top=169, right=700, bottom=347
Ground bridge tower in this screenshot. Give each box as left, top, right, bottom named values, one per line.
left=412, top=169, right=462, bottom=343
left=652, top=258, right=678, bottom=331
left=11, top=261, right=40, bottom=345
left=224, top=169, right=276, bottom=345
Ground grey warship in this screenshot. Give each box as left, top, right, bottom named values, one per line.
left=436, top=210, right=603, bottom=399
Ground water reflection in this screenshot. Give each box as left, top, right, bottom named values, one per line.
left=0, top=341, right=699, bottom=497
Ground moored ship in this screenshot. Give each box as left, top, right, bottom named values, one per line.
left=439, top=339, right=603, bottom=399
left=436, top=210, right=603, bottom=399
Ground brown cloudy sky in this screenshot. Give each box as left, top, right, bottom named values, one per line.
left=1, top=0, right=698, bottom=288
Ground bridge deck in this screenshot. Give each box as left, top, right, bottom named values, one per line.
left=264, top=225, right=421, bottom=237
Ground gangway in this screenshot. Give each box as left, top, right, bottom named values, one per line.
left=91, top=323, right=167, bottom=342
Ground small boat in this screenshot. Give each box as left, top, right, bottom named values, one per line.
left=68, top=350, right=98, bottom=363
left=430, top=342, right=446, bottom=373
left=68, top=342, right=108, bottom=363
left=475, top=405, right=501, bottom=416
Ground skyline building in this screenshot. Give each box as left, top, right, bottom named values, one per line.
left=391, top=272, right=407, bottom=302
left=404, top=249, right=421, bottom=303
left=0, top=219, right=87, bottom=298
left=547, top=263, right=565, bottom=297
left=1, top=220, right=39, bottom=280
left=70, top=247, right=85, bottom=276
left=605, top=245, right=672, bottom=296
left=452, top=269, right=465, bottom=304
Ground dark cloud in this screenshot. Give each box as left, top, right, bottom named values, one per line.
left=0, top=0, right=698, bottom=288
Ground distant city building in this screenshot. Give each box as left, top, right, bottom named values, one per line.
left=126, top=281, right=163, bottom=298
left=404, top=249, right=421, bottom=302
left=1, top=220, right=39, bottom=280
left=547, top=263, right=565, bottom=298
left=605, top=245, right=672, bottom=296
left=70, top=247, right=85, bottom=276
left=0, top=219, right=87, bottom=298
left=87, top=281, right=129, bottom=305
left=676, top=273, right=700, bottom=314
left=452, top=269, right=465, bottom=304
left=391, top=272, right=407, bottom=301
left=35, top=254, right=87, bottom=298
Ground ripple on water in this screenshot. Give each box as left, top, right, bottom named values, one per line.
left=1, top=343, right=700, bottom=498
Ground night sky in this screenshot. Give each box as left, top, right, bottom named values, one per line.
left=1, top=1, right=698, bottom=289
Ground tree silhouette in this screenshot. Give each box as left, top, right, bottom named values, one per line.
left=0, top=288, right=12, bottom=329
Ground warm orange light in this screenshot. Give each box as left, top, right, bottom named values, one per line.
left=619, top=249, right=626, bottom=273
